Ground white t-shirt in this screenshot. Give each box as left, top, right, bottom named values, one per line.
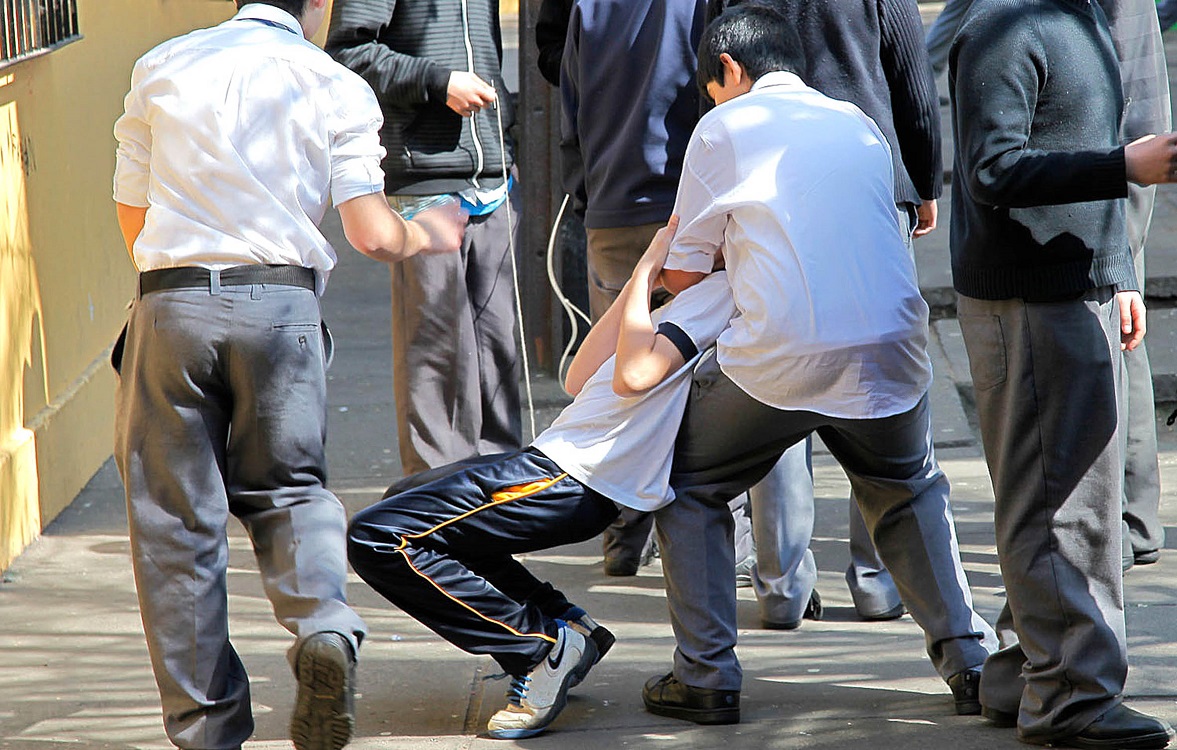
left=532, top=272, right=736, bottom=511
left=664, top=72, right=931, bottom=420
left=112, top=4, right=386, bottom=294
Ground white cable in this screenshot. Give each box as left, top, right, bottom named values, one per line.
left=544, top=194, right=594, bottom=394
left=493, top=86, right=537, bottom=442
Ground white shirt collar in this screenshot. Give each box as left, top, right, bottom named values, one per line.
left=750, top=70, right=806, bottom=92
left=235, top=3, right=303, bottom=36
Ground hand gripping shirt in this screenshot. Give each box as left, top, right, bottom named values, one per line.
left=664, top=72, right=932, bottom=419
left=112, top=3, right=386, bottom=293
left=531, top=272, right=736, bottom=511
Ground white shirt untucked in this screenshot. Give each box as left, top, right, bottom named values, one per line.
left=532, top=272, right=737, bottom=511
left=664, top=72, right=932, bottom=420
left=113, top=4, right=386, bottom=289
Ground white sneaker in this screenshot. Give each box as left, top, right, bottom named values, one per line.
left=486, top=622, right=598, bottom=739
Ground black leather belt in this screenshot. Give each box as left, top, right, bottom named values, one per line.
left=139, top=265, right=315, bottom=295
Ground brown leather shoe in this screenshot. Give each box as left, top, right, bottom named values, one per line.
left=642, top=672, right=740, bottom=725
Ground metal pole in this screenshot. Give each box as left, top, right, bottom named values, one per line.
left=517, top=0, right=561, bottom=373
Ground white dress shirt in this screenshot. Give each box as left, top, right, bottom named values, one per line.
left=664, top=72, right=931, bottom=420
left=113, top=4, right=386, bottom=291
left=532, top=272, right=736, bottom=511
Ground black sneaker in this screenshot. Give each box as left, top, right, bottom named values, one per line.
left=642, top=672, right=740, bottom=725
left=291, top=632, right=355, bottom=750
left=947, top=668, right=982, bottom=716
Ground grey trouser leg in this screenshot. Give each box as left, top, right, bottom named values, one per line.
left=113, top=286, right=367, bottom=750
left=748, top=439, right=818, bottom=627
left=846, top=497, right=904, bottom=617
left=925, top=0, right=976, bottom=78
left=656, top=352, right=994, bottom=691
left=391, top=191, right=522, bottom=476
left=1123, top=337, right=1163, bottom=555
left=1122, top=235, right=1164, bottom=556
left=958, top=290, right=1126, bottom=742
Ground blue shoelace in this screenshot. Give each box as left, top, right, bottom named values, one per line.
left=505, top=674, right=532, bottom=706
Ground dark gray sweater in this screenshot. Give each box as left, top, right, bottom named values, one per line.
left=948, top=0, right=1133, bottom=300
left=712, top=0, right=941, bottom=206
left=559, top=0, right=706, bottom=229
left=325, top=0, right=514, bottom=196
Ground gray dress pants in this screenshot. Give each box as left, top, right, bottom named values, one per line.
left=925, top=0, right=976, bottom=78
left=390, top=190, right=522, bottom=476
left=748, top=438, right=904, bottom=623
left=113, top=283, right=366, bottom=750
left=655, top=351, right=996, bottom=691
left=1122, top=184, right=1165, bottom=559
left=747, top=204, right=922, bottom=624
left=957, top=289, right=1127, bottom=742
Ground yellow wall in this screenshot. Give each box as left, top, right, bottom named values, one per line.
left=0, top=0, right=517, bottom=572
left=0, top=0, right=235, bottom=572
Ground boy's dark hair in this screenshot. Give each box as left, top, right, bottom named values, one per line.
left=237, top=0, right=308, bottom=17
left=696, top=3, right=805, bottom=100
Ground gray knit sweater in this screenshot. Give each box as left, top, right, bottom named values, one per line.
left=948, top=0, right=1133, bottom=301
left=325, top=0, right=515, bottom=196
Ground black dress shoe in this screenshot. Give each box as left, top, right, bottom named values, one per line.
left=946, top=668, right=982, bottom=715
left=859, top=601, right=906, bottom=622
left=762, top=589, right=824, bottom=630
left=642, top=673, right=740, bottom=725
left=1054, top=704, right=1175, bottom=749
left=603, top=554, right=639, bottom=577
left=1134, top=549, right=1161, bottom=565
left=982, top=705, right=1018, bottom=728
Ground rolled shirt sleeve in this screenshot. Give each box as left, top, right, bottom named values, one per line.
left=665, top=123, right=733, bottom=274
left=329, top=78, right=387, bottom=206
left=113, top=61, right=153, bottom=207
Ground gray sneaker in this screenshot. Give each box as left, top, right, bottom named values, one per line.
left=487, top=622, right=598, bottom=739
left=734, top=554, right=756, bottom=588
left=291, top=632, right=355, bottom=750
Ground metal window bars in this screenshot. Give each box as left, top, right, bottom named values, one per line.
left=2, top=0, right=80, bottom=67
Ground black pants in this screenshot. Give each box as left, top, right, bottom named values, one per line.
left=348, top=449, right=620, bottom=675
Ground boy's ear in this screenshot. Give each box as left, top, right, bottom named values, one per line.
left=719, top=52, right=744, bottom=89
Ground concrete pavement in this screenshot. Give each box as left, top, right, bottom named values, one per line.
left=3, top=199, right=1177, bottom=749
left=5, top=4, right=1177, bottom=748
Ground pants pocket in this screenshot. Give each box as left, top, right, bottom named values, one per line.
left=111, top=323, right=129, bottom=375
left=320, top=320, right=335, bottom=370
left=959, top=313, right=1008, bottom=391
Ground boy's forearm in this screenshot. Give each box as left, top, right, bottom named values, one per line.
left=661, top=267, right=707, bottom=295
left=563, top=278, right=629, bottom=395
left=613, top=267, right=674, bottom=397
